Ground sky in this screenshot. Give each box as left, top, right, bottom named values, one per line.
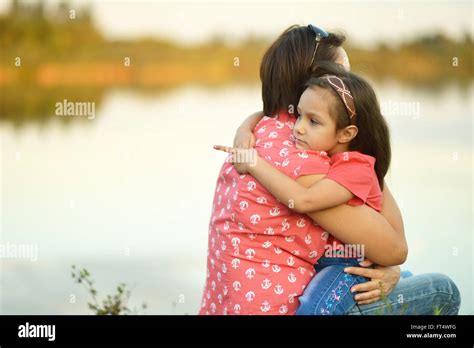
left=0, top=0, right=472, bottom=47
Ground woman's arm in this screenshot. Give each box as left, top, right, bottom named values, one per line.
left=379, top=183, right=406, bottom=245
left=324, top=185, right=406, bottom=304
left=299, top=175, right=408, bottom=266
left=233, top=111, right=264, bottom=148
left=239, top=111, right=264, bottom=130
left=246, top=155, right=353, bottom=213
left=307, top=202, right=406, bottom=266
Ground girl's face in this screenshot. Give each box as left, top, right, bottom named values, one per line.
left=293, top=86, right=340, bottom=153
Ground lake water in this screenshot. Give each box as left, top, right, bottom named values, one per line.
left=1, top=81, right=472, bottom=314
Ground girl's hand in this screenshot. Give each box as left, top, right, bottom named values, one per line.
left=213, top=145, right=257, bottom=174
left=233, top=127, right=256, bottom=149
left=344, top=264, right=401, bottom=305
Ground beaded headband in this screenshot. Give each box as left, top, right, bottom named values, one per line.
left=322, top=74, right=356, bottom=124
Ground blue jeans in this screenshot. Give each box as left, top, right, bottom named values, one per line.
left=296, top=257, right=368, bottom=315
left=296, top=257, right=461, bottom=315
left=347, top=272, right=461, bottom=315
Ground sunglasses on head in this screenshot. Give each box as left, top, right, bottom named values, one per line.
left=308, top=24, right=329, bottom=67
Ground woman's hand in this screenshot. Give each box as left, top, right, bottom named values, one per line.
left=233, top=126, right=257, bottom=149
left=344, top=262, right=401, bottom=305
left=213, top=145, right=257, bottom=174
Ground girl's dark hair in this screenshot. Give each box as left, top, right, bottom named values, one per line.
left=260, top=25, right=345, bottom=117
left=305, top=62, right=391, bottom=189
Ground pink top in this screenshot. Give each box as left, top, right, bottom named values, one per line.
left=325, top=151, right=383, bottom=254
left=199, top=112, right=331, bottom=315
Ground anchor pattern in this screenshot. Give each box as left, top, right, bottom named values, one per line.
left=200, top=112, right=332, bottom=315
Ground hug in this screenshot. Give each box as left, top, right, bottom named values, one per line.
left=200, top=24, right=461, bottom=315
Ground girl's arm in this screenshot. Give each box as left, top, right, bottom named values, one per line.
left=214, top=146, right=408, bottom=266
left=233, top=111, right=264, bottom=148
left=246, top=155, right=353, bottom=213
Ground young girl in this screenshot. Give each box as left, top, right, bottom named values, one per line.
left=214, top=62, right=392, bottom=315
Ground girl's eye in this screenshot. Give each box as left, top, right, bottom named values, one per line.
left=310, top=119, right=319, bottom=125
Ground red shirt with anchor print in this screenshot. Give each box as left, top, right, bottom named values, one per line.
left=199, top=111, right=331, bottom=315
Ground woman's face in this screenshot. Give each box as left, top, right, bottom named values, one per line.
left=293, top=86, right=339, bottom=153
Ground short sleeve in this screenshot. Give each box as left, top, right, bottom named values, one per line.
left=287, top=150, right=330, bottom=179
left=326, top=152, right=375, bottom=204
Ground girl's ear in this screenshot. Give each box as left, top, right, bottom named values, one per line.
left=337, top=125, right=358, bottom=144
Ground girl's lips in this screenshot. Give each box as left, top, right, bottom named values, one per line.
left=295, top=138, right=306, bottom=144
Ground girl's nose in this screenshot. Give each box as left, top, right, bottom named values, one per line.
left=295, top=121, right=305, bottom=135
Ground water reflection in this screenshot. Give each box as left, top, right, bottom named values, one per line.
left=1, top=79, right=472, bottom=127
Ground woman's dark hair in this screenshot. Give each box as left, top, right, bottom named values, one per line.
left=260, top=25, right=345, bottom=117
left=304, top=62, right=391, bottom=189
